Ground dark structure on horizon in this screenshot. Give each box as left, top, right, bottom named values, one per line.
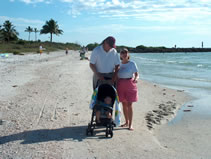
left=115, top=45, right=211, bottom=53
left=127, top=47, right=211, bottom=53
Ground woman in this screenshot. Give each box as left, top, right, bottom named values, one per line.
left=117, top=48, right=139, bottom=130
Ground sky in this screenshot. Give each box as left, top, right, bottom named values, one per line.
left=1, top=0, right=211, bottom=48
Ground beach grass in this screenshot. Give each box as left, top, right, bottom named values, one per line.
left=0, top=40, right=81, bottom=54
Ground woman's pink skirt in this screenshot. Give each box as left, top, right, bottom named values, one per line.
left=117, top=78, right=138, bottom=102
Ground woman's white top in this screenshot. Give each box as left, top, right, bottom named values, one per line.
left=118, top=61, right=138, bottom=78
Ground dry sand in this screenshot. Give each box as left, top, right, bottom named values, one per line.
left=0, top=50, right=206, bottom=159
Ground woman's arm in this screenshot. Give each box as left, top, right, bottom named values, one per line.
left=133, top=72, right=139, bottom=83
left=112, top=64, right=120, bottom=83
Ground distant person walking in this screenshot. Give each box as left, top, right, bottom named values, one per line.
left=79, top=46, right=87, bottom=59
left=89, top=36, right=120, bottom=90
left=39, top=45, right=43, bottom=55
left=65, top=48, right=69, bottom=55
left=117, top=48, right=139, bottom=131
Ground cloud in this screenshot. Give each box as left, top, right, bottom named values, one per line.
left=13, top=0, right=211, bottom=22
left=0, top=16, right=44, bottom=28
left=59, top=0, right=211, bottom=22
left=67, top=23, right=180, bottom=34
left=19, top=0, right=52, bottom=4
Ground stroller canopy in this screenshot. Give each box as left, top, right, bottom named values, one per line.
left=97, top=84, right=116, bottom=105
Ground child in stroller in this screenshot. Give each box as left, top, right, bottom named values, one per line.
left=95, top=96, right=112, bottom=124
left=87, top=83, right=120, bottom=138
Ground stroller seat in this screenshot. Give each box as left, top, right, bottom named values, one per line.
left=87, top=83, right=117, bottom=138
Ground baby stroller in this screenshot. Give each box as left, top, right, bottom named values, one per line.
left=86, top=83, right=118, bottom=138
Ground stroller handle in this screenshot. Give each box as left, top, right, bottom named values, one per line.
left=104, top=76, right=112, bottom=80
left=96, top=78, right=114, bottom=89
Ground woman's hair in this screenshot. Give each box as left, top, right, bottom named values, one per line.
left=120, top=48, right=130, bottom=60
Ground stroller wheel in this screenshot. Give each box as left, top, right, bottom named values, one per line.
left=110, top=130, right=113, bottom=138
left=90, top=129, right=94, bottom=136
left=86, top=123, right=92, bottom=135
left=105, top=128, right=113, bottom=138
left=86, top=128, right=89, bottom=136
left=86, top=128, right=94, bottom=136
left=105, top=130, right=113, bottom=138
left=106, top=131, right=109, bottom=138
left=106, top=127, right=109, bottom=138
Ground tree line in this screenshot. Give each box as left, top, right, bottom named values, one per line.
left=0, top=19, right=63, bottom=43
left=1, top=19, right=210, bottom=53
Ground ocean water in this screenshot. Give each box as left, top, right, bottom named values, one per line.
left=131, top=52, right=211, bottom=119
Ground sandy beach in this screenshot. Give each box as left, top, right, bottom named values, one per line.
left=0, top=50, right=209, bottom=159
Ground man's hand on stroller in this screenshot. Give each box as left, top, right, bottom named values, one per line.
left=97, top=73, right=104, bottom=81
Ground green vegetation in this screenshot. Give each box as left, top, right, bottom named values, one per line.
left=1, top=19, right=211, bottom=54
left=25, top=26, right=33, bottom=41
left=0, top=19, right=74, bottom=54
left=1, top=40, right=211, bottom=54
left=128, top=45, right=211, bottom=53
left=0, top=40, right=81, bottom=54
left=86, top=43, right=99, bottom=50
left=34, top=28, right=39, bottom=41
left=0, top=20, right=19, bottom=42
left=0, top=18, right=63, bottom=44
left=86, top=43, right=211, bottom=53
left=40, top=19, right=63, bottom=42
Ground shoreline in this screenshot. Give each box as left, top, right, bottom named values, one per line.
left=137, top=80, right=192, bottom=131
left=0, top=51, right=204, bottom=159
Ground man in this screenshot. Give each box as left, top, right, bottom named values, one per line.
left=90, top=36, right=120, bottom=90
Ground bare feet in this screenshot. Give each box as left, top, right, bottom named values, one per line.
left=128, top=127, right=134, bottom=131
left=96, top=119, right=101, bottom=124
left=107, top=112, right=112, bottom=119
left=121, top=123, right=128, bottom=127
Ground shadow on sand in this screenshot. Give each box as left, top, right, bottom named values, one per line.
left=0, top=125, right=88, bottom=144
left=0, top=125, right=122, bottom=145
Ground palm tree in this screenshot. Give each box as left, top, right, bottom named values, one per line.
left=34, top=28, right=39, bottom=41
left=40, top=19, right=63, bottom=42
left=1, top=20, right=19, bottom=42
left=25, top=26, right=33, bottom=41
left=0, top=25, right=3, bottom=41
